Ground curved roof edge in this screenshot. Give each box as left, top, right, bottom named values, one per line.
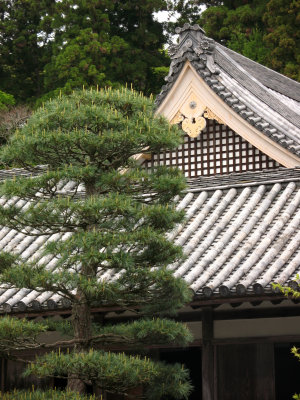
left=218, top=44, right=300, bottom=102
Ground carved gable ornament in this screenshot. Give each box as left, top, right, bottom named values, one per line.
left=170, top=94, right=224, bottom=138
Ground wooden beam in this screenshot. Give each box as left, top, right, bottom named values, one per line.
left=5, top=294, right=289, bottom=318
left=212, top=334, right=300, bottom=345
left=191, top=294, right=286, bottom=306
left=212, top=305, right=300, bottom=321
left=202, top=307, right=215, bottom=400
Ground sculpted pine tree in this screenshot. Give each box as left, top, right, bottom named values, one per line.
left=0, top=88, right=193, bottom=399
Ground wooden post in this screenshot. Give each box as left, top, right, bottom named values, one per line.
left=0, top=358, right=7, bottom=393
left=202, top=307, right=215, bottom=400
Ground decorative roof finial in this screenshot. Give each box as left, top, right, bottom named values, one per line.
left=175, top=24, right=206, bottom=35
left=155, top=25, right=218, bottom=107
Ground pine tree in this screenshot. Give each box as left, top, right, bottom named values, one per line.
left=0, top=88, right=193, bottom=398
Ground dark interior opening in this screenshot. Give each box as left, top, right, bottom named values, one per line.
left=275, top=342, right=300, bottom=400
left=159, top=347, right=202, bottom=400
left=53, top=377, right=67, bottom=391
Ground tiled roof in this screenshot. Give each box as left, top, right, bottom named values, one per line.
left=171, top=168, right=300, bottom=297
left=0, top=168, right=299, bottom=312
left=155, top=24, right=300, bottom=157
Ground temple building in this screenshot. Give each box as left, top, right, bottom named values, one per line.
left=0, top=24, right=300, bottom=400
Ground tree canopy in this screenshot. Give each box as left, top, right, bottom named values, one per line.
left=198, top=0, right=300, bottom=81
left=0, top=0, right=171, bottom=104
left=0, top=0, right=299, bottom=106
left=0, top=90, right=15, bottom=111
left=0, top=87, right=193, bottom=398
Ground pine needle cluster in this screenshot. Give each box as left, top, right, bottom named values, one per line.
left=0, top=388, right=95, bottom=400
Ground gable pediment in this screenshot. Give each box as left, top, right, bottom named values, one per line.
left=156, top=26, right=300, bottom=167
left=156, top=61, right=300, bottom=168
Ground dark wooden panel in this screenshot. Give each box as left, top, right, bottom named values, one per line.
left=274, top=342, right=300, bottom=400
left=0, top=359, right=7, bottom=392
left=5, top=359, right=52, bottom=391
left=202, top=308, right=215, bottom=400
left=217, top=343, right=275, bottom=400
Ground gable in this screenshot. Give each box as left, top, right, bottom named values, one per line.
left=143, top=118, right=281, bottom=178
left=155, top=61, right=300, bottom=169
left=143, top=119, right=281, bottom=178
left=155, top=24, right=300, bottom=169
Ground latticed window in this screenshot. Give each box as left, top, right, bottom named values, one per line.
left=142, top=119, right=281, bottom=178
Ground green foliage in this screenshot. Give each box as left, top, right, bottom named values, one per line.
left=0, top=316, right=46, bottom=340
left=0, top=0, right=170, bottom=103
left=25, top=350, right=192, bottom=399
left=164, top=0, right=221, bottom=33
left=199, top=1, right=268, bottom=42
left=1, top=88, right=183, bottom=169
left=263, top=0, right=300, bottom=81
left=0, top=88, right=192, bottom=398
left=198, top=0, right=300, bottom=82
left=0, top=389, right=95, bottom=400
left=0, top=0, right=54, bottom=102
left=227, top=29, right=268, bottom=66
left=0, top=316, right=46, bottom=354
left=0, top=91, right=15, bottom=111
left=272, top=274, right=300, bottom=298
left=292, top=346, right=300, bottom=399
left=39, top=318, right=73, bottom=337
left=95, top=318, right=193, bottom=347
left=2, top=0, right=298, bottom=103
left=151, top=65, right=170, bottom=95
left=42, top=28, right=127, bottom=97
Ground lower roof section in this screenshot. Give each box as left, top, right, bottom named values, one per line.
left=170, top=168, right=300, bottom=297
left=0, top=168, right=299, bottom=313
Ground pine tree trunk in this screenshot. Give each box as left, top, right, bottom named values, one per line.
left=67, top=299, right=93, bottom=393
left=72, top=301, right=93, bottom=343
left=67, top=375, right=86, bottom=394
left=68, top=182, right=97, bottom=393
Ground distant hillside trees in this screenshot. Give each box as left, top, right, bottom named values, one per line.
left=0, top=0, right=299, bottom=106
left=198, top=0, right=300, bottom=82
left=0, top=0, right=170, bottom=104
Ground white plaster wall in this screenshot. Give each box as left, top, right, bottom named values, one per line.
left=187, top=321, right=202, bottom=340
left=214, top=316, right=300, bottom=338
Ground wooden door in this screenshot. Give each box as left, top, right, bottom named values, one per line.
left=216, top=343, right=275, bottom=400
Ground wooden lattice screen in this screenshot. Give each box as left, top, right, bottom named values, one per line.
left=142, top=119, right=281, bottom=178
